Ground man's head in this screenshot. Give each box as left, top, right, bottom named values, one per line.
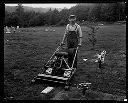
left=68, top=15, right=76, bottom=24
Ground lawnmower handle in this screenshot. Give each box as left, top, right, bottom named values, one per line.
left=60, top=42, right=65, bottom=46
left=46, top=45, right=61, bottom=64
left=71, top=46, right=79, bottom=68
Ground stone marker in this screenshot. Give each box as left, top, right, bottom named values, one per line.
left=40, top=86, right=55, bottom=100
left=6, top=26, right=11, bottom=33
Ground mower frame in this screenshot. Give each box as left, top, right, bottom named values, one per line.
left=32, top=45, right=79, bottom=87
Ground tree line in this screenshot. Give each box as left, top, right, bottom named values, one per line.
left=5, top=3, right=126, bottom=27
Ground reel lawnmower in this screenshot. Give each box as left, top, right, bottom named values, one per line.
left=31, top=44, right=79, bottom=88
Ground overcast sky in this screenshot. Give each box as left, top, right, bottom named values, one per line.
left=5, top=3, right=77, bottom=9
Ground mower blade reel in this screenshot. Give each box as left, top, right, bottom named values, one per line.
left=35, top=73, right=69, bottom=84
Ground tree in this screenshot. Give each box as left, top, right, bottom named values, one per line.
left=88, top=3, right=102, bottom=22
left=51, top=9, right=60, bottom=25
left=116, top=2, right=126, bottom=21
left=23, top=11, right=32, bottom=27
left=5, top=11, right=9, bottom=26
left=58, top=8, right=70, bottom=25
left=15, top=3, right=24, bottom=27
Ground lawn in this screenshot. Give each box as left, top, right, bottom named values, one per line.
left=4, top=24, right=126, bottom=100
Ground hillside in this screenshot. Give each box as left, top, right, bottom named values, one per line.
left=5, top=6, right=62, bottom=13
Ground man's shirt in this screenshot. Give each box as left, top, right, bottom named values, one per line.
left=65, top=23, right=82, bottom=38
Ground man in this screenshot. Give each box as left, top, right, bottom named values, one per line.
left=61, top=15, right=82, bottom=69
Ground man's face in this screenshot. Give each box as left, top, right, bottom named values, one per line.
left=69, top=19, right=76, bottom=24
left=70, top=20, right=75, bottom=24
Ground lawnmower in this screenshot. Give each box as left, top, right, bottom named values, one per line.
left=31, top=44, right=79, bottom=88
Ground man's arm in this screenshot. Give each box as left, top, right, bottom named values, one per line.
left=61, top=33, right=67, bottom=44
left=79, top=37, right=82, bottom=45
left=61, top=25, right=68, bottom=44
left=78, top=25, right=82, bottom=46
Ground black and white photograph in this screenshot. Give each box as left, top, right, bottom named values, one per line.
left=4, top=2, right=126, bottom=100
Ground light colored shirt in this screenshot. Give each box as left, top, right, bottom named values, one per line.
left=65, top=23, right=82, bottom=38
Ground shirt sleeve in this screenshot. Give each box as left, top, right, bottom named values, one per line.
left=64, top=24, right=69, bottom=35
left=77, top=25, right=82, bottom=38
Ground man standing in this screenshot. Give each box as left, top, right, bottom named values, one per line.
left=61, top=15, right=82, bottom=69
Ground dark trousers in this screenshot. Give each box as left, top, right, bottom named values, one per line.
left=67, top=43, right=77, bottom=69
left=67, top=31, right=78, bottom=69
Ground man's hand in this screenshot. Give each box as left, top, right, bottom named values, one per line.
left=78, top=44, right=82, bottom=47
left=60, top=42, right=65, bottom=46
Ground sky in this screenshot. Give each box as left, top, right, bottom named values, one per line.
left=5, top=3, right=77, bottom=9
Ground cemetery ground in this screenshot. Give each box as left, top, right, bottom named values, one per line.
left=4, top=24, right=126, bottom=100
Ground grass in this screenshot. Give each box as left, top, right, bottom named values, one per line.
left=4, top=24, right=126, bottom=100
